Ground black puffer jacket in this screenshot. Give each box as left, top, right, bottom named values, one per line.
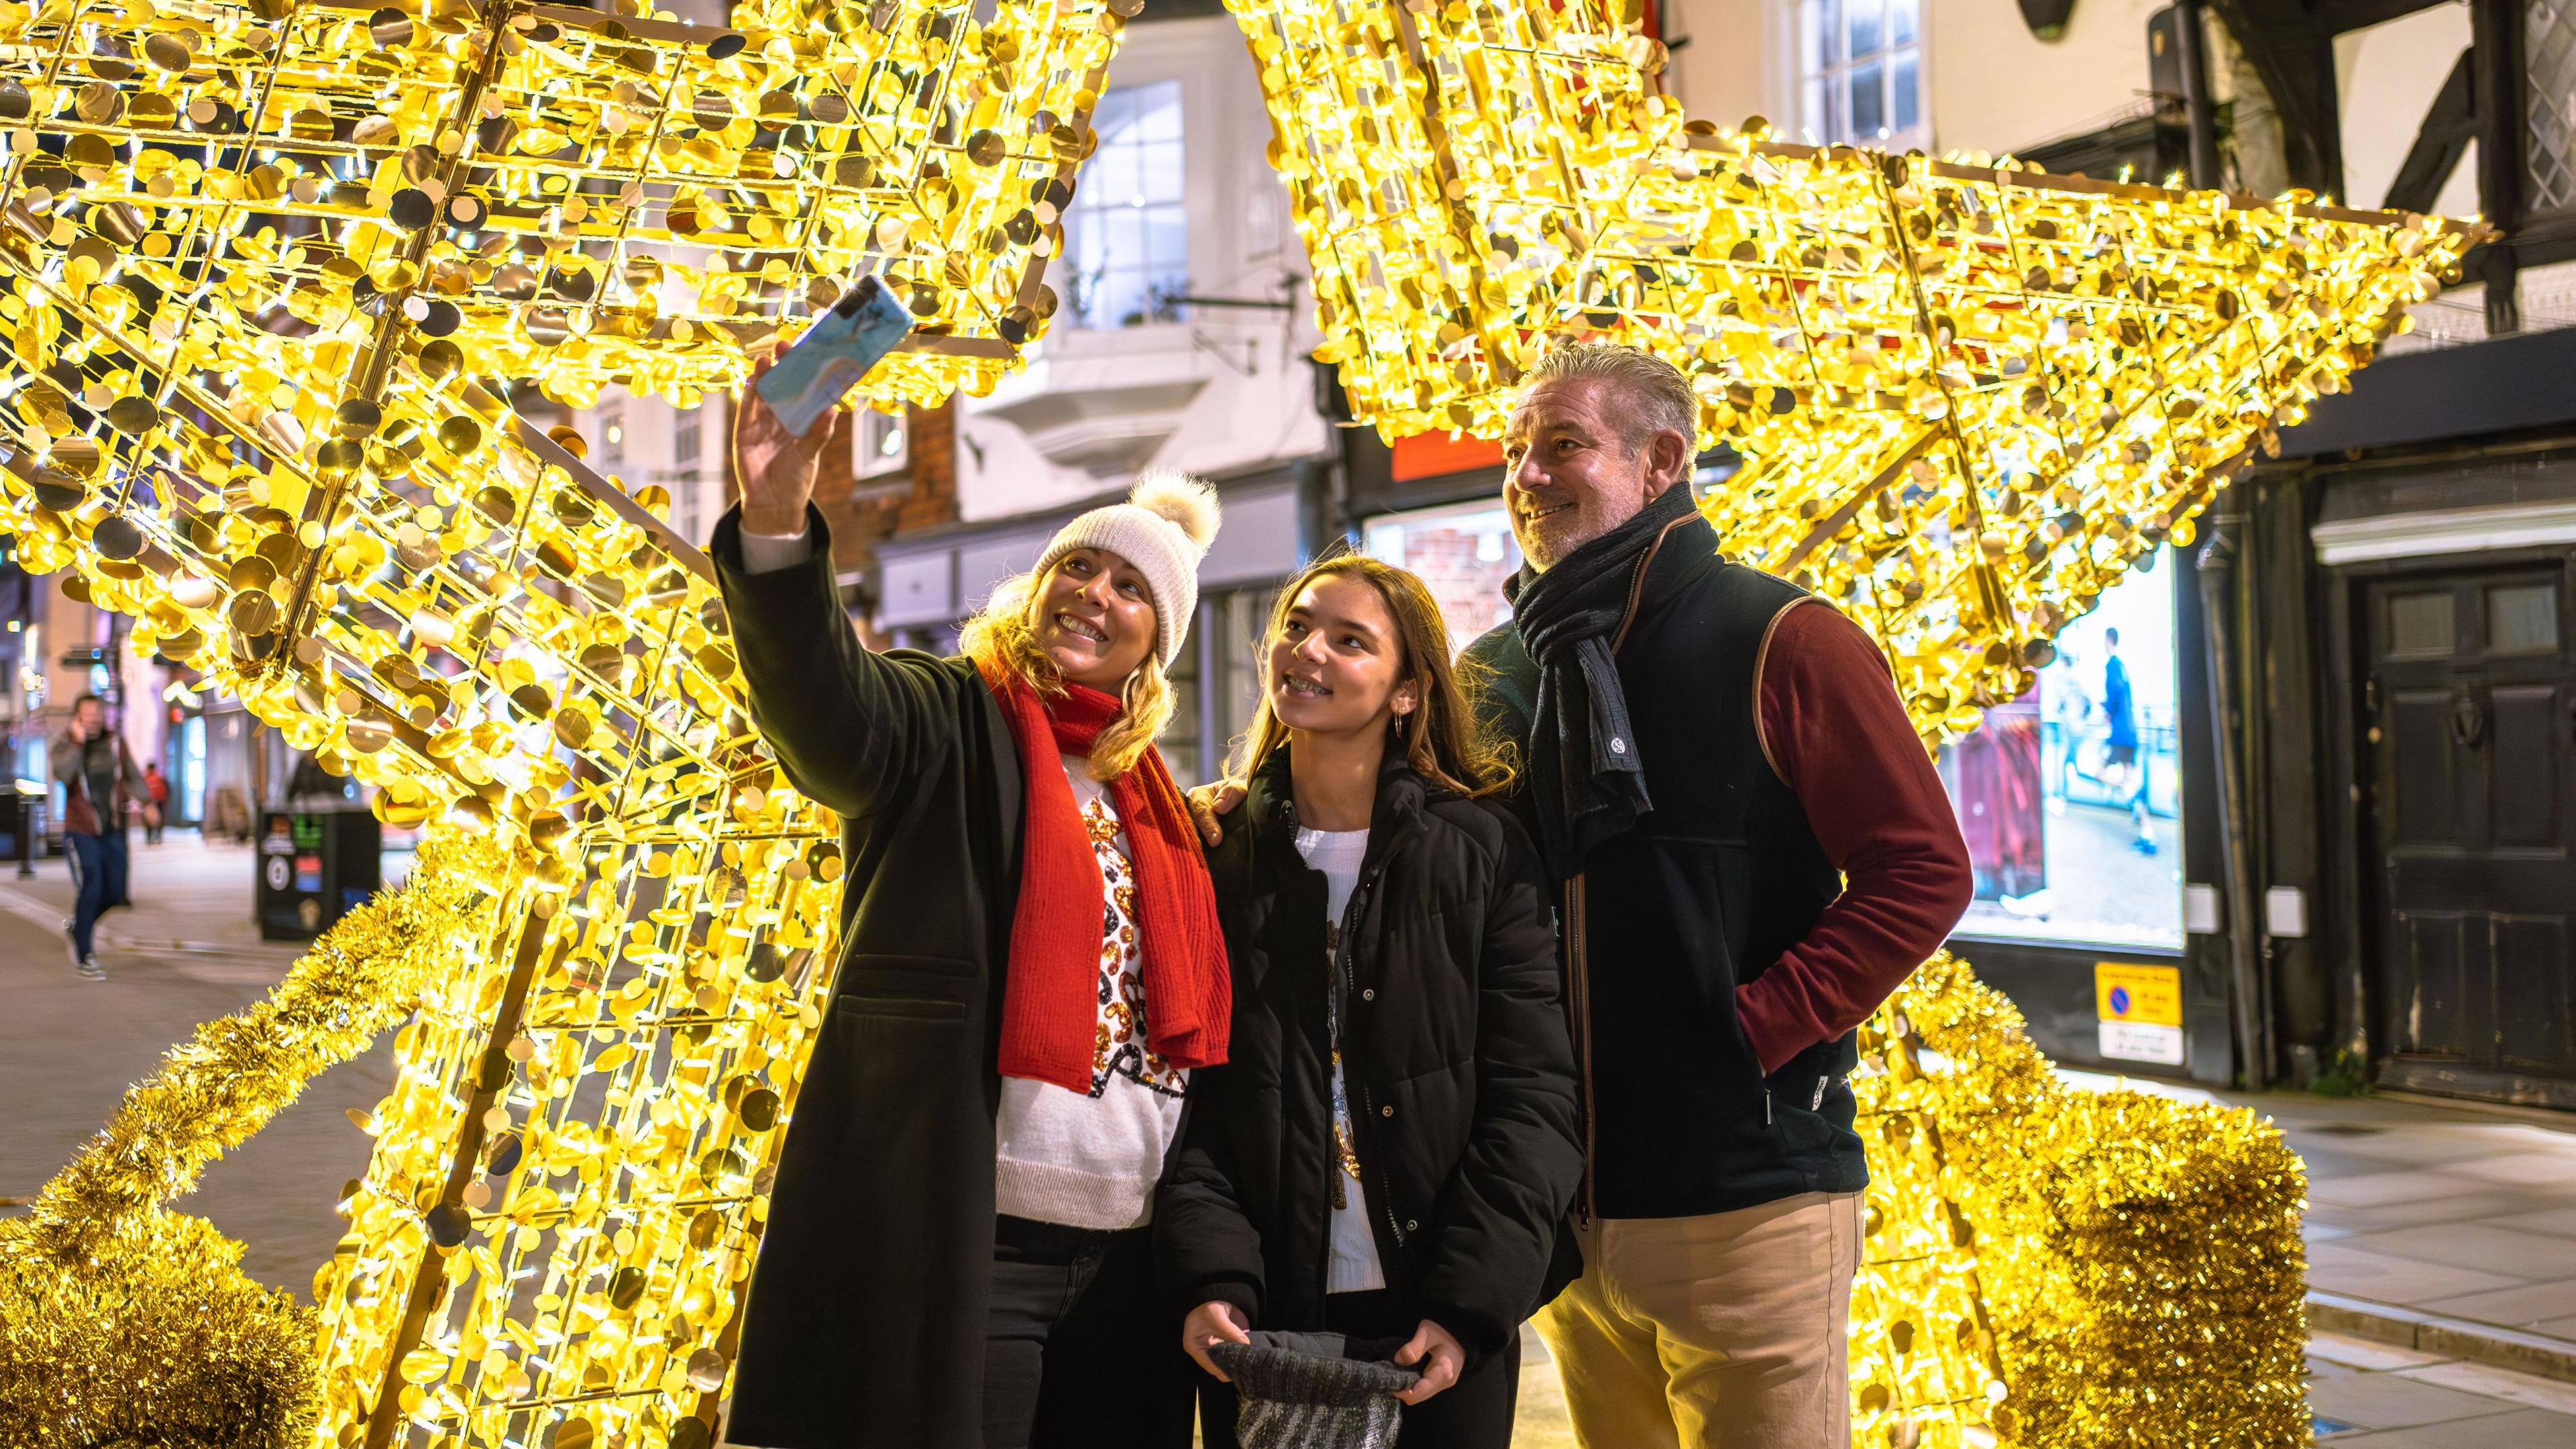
left=1157, top=747, right=1582, bottom=1364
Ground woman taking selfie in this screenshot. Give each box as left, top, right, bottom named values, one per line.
left=715, top=381, right=1222, bottom=1449
left=1159, top=555, right=1583, bottom=1448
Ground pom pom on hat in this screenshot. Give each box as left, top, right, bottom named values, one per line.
left=1128, top=468, right=1221, bottom=551
left=1034, top=470, right=1224, bottom=669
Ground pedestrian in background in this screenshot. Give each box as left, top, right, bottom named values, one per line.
left=52, top=693, right=156, bottom=981
left=141, top=763, right=170, bottom=845
left=2100, top=627, right=2155, bottom=855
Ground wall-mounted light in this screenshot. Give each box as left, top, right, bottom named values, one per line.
left=2021, top=0, right=2079, bottom=40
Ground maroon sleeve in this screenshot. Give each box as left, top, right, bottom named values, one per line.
left=1735, top=602, right=1974, bottom=1075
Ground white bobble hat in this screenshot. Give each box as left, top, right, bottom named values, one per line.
left=1033, top=470, right=1222, bottom=669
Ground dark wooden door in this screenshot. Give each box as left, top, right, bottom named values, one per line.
left=2365, top=564, right=2576, bottom=1102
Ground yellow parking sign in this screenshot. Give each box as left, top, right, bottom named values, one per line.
left=2096, top=962, right=2184, bottom=1066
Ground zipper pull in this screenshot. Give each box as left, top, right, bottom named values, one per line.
left=1812, top=1078, right=1828, bottom=1112
left=1764, top=1089, right=1773, bottom=1125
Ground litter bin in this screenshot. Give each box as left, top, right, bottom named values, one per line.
left=3, top=790, right=38, bottom=876
left=256, top=808, right=382, bottom=940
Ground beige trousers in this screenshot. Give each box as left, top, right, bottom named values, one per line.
left=1534, top=1191, right=1863, bottom=1449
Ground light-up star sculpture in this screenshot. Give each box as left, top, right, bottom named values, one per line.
left=0, top=0, right=2463, bottom=1446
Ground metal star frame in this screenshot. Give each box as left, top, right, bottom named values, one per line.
left=0, top=0, right=1123, bottom=1444
left=1235, top=0, right=2475, bottom=737
left=0, top=0, right=2462, bottom=1445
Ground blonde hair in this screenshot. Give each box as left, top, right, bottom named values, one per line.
left=1522, top=342, right=1699, bottom=451
left=961, top=569, right=1175, bottom=782
left=1231, top=554, right=1512, bottom=798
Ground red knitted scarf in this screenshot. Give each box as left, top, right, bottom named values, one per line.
left=983, top=662, right=1230, bottom=1091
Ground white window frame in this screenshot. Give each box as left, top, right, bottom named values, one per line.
left=1796, top=0, right=1928, bottom=152
left=856, top=408, right=908, bottom=479
left=1063, top=77, right=1190, bottom=331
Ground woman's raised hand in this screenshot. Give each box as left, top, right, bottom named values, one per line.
left=1181, top=1299, right=1253, bottom=1381
left=733, top=360, right=833, bottom=537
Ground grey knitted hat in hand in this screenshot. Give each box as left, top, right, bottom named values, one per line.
left=1208, top=1332, right=1421, bottom=1449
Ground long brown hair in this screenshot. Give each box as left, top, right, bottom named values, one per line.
left=960, top=568, right=1175, bottom=782
left=1232, top=554, right=1511, bottom=798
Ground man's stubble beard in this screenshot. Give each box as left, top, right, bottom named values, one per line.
left=1513, top=524, right=1554, bottom=574
left=1513, top=508, right=1618, bottom=574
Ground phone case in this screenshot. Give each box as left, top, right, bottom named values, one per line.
left=753, top=275, right=916, bottom=437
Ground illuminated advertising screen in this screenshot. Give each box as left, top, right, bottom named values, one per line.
left=1366, top=498, right=2188, bottom=953
left=1939, top=547, right=2184, bottom=951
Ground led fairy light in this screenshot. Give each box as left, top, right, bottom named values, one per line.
left=1235, top=0, right=2473, bottom=742
left=0, top=0, right=1102, bottom=419
left=1228, top=0, right=2424, bottom=1443
left=0, top=0, right=1120, bottom=1444
left=0, top=0, right=2430, bottom=1444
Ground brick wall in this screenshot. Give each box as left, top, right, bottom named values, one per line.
left=1393, top=525, right=1519, bottom=649
left=895, top=401, right=957, bottom=533
left=812, top=405, right=959, bottom=647
left=720, top=400, right=958, bottom=646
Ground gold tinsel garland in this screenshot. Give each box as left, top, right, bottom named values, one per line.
left=0, top=834, right=504, bottom=1448
left=0, top=0, right=2398, bottom=1432
left=1877, top=954, right=2310, bottom=1448
left=2, top=930, right=2311, bottom=1448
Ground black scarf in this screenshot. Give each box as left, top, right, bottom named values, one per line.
left=1504, top=482, right=1697, bottom=877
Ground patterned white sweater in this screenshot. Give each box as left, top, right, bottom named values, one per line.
left=991, top=757, right=1189, bottom=1231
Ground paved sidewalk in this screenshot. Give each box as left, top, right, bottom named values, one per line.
left=0, top=827, right=413, bottom=982
left=2257, top=1089, right=2576, bottom=1379
left=0, top=828, right=417, bottom=1291
left=0, top=828, right=286, bottom=973
left=2309, top=1329, right=2576, bottom=1444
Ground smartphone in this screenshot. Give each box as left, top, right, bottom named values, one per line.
left=753, top=275, right=915, bottom=437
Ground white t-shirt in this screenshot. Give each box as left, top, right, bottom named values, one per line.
left=1296, top=824, right=1387, bottom=1295
left=991, top=758, right=1191, bottom=1231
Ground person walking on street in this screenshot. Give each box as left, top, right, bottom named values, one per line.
left=1162, top=555, right=1582, bottom=1449
left=2099, top=627, right=2155, bottom=854
left=716, top=370, right=1226, bottom=1449
left=1190, top=343, right=1974, bottom=1447
left=140, top=763, right=170, bottom=845
left=53, top=694, right=156, bottom=980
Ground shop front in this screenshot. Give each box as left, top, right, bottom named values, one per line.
left=1341, top=421, right=2242, bottom=1084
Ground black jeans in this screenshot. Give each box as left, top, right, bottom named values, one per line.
left=984, top=1214, right=1194, bottom=1449
left=1197, top=1289, right=1522, bottom=1449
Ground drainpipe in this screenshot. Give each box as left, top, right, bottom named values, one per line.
left=2174, top=0, right=2225, bottom=189
left=2197, top=504, right=2269, bottom=1090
